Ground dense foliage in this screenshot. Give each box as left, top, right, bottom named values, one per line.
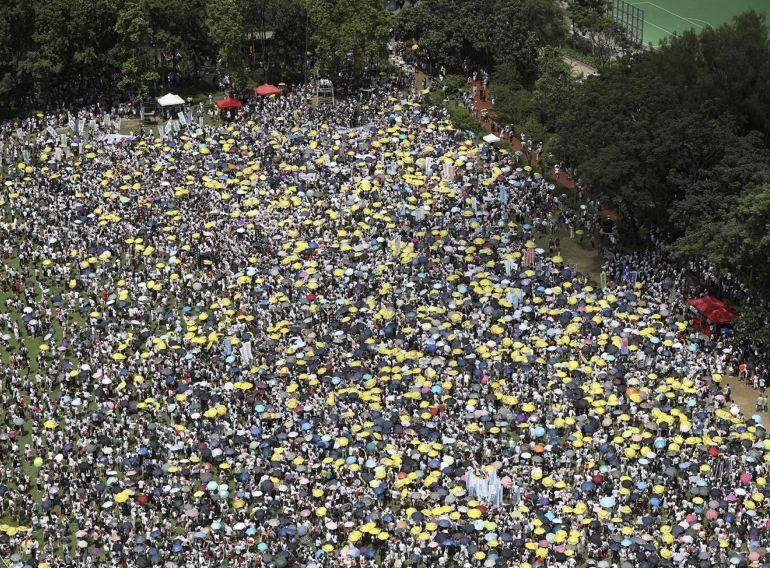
left=394, top=0, right=567, bottom=87
left=0, top=0, right=392, bottom=104
left=555, top=11, right=770, bottom=288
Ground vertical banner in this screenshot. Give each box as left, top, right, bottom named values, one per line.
left=622, top=264, right=631, bottom=283
left=60, top=134, right=68, bottom=147
left=629, top=271, right=638, bottom=287
left=114, top=117, right=122, bottom=132
left=178, top=112, right=187, bottom=125
left=600, top=271, right=607, bottom=289
left=523, top=248, right=534, bottom=267
left=620, top=337, right=629, bottom=356
left=47, top=126, right=58, bottom=139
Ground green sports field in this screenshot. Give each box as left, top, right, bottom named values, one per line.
left=629, top=0, right=769, bottom=46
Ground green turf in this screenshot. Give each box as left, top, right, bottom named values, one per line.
left=630, top=0, right=770, bottom=46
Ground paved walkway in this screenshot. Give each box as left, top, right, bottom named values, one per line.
left=562, top=54, right=599, bottom=78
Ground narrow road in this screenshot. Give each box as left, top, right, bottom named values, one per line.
left=562, top=55, right=599, bottom=78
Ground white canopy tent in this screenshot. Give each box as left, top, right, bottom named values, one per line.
left=483, top=133, right=501, bottom=144
left=156, top=93, right=185, bottom=107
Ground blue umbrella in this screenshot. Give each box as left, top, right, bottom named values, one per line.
left=600, top=496, right=616, bottom=508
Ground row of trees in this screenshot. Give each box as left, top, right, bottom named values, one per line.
left=0, top=0, right=392, bottom=104
left=394, top=0, right=567, bottom=88
left=555, top=11, right=770, bottom=290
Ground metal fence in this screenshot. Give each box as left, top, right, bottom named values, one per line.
left=612, top=0, right=645, bottom=46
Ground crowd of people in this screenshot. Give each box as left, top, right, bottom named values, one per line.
left=0, top=70, right=766, bottom=568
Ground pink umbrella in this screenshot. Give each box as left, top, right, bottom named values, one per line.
left=749, top=552, right=760, bottom=561
left=539, top=540, right=549, bottom=548
left=300, top=509, right=311, bottom=517
left=500, top=476, right=512, bottom=488
left=706, top=509, right=718, bottom=520
left=686, top=514, right=696, bottom=522
left=740, top=473, right=753, bottom=484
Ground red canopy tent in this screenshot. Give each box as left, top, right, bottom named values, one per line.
left=253, top=83, right=282, bottom=96
left=214, top=96, right=242, bottom=109
left=687, top=296, right=738, bottom=325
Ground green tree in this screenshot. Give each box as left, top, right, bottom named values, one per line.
left=638, top=11, right=770, bottom=142
left=530, top=46, right=577, bottom=130
left=308, top=0, right=392, bottom=78
left=0, top=0, right=35, bottom=97
left=114, top=0, right=160, bottom=98
left=395, top=0, right=565, bottom=83
left=269, top=0, right=309, bottom=81
left=733, top=303, right=770, bottom=351
left=206, top=0, right=248, bottom=89
left=21, top=0, right=71, bottom=97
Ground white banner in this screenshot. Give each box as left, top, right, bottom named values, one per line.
left=334, top=122, right=375, bottom=136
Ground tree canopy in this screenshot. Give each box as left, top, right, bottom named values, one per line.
left=394, top=0, right=566, bottom=85
left=553, top=10, right=770, bottom=289
left=0, top=0, right=393, bottom=103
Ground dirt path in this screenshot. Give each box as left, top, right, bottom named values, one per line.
left=726, top=375, right=769, bottom=420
